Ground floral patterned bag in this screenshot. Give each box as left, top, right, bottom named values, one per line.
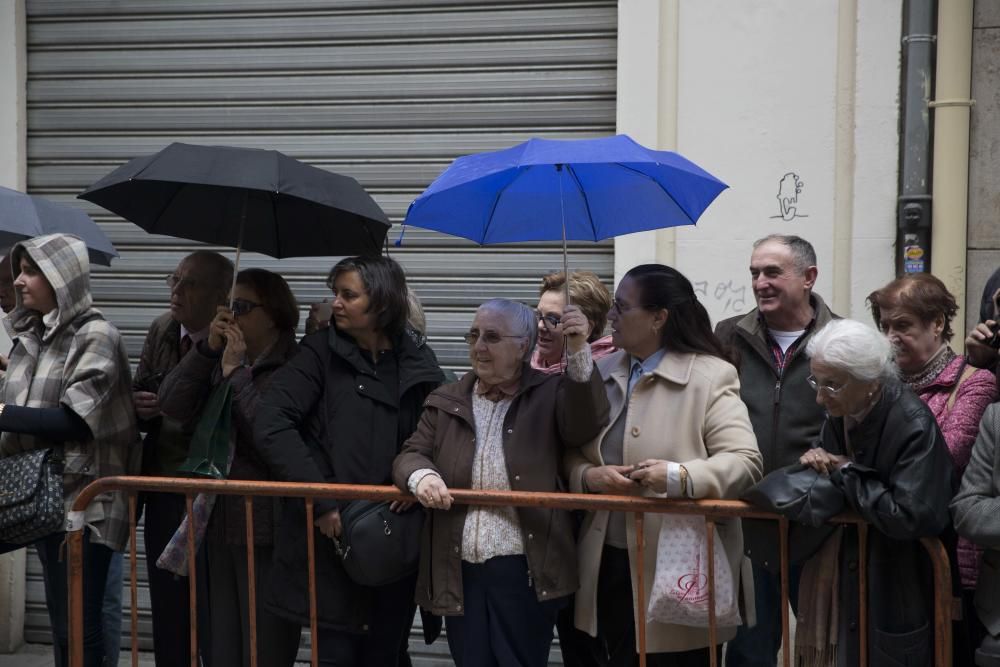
left=0, top=448, right=65, bottom=544
left=647, top=514, right=741, bottom=627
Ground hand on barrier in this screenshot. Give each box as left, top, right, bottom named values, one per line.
left=415, top=475, right=453, bottom=510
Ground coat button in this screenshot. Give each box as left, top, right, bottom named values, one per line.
left=358, top=384, right=364, bottom=390
left=514, top=474, right=521, bottom=482
left=541, top=590, right=547, bottom=597
left=849, top=621, right=857, bottom=631
left=631, top=426, right=641, bottom=437
left=454, top=407, right=460, bottom=412
left=456, top=604, right=462, bottom=611
left=527, top=533, right=534, bottom=540
left=507, top=428, right=513, bottom=434
left=453, top=546, right=459, bottom=554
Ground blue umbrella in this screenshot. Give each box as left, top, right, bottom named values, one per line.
left=0, top=186, right=118, bottom=266
left=401, top=135, right=728, bottom=277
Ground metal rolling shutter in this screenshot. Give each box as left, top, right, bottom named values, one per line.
left=24, top=1, right=617, bottom=661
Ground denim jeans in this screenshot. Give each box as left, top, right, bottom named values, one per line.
left=103, top=551, right=123, bottom=665
left=32, top=530, right=114, bottom=667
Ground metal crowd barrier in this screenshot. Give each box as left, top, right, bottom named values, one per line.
left=65, top=477, right=954, bottom=667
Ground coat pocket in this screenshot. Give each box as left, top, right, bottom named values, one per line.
left=872, top=622, right=930, bottom=667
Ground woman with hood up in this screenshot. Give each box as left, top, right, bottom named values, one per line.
left=0, top=233, right=140, bottom=667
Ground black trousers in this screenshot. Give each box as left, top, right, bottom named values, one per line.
left=208, top=542, right=302, bottom=667
left=316, top=573, right=417, bottom=667
left=142, top=492, right=213, bottom=666
left=725, top=560, right=801, bottom=667
left=445, top=555, right=566, bottom=667
left=596, top=545, right=721, bottom=667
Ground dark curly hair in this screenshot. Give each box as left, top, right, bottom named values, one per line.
left=625, top=264, right=733, bottom=364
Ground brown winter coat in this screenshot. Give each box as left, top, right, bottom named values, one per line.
left=392, top=363, right=610, bottom=616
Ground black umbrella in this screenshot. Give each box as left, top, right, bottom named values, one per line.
left=78, top=142, right=390, bottom=289
left=0, top=185, right=119, bottom=266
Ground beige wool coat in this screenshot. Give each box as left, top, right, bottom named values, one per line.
left=565, top=349, right=763, bottom=654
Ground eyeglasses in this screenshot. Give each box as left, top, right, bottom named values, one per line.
left=463, top=331, right=526, bottom=346
left=231, top=298, right=263, bottom=317
left=806, top=375, right=850, bottom=396
left=537, top=313, right=561, bottom=330
left=610, top=298, right=651, bottom=314
left=166, top=274, right=205, bottom=291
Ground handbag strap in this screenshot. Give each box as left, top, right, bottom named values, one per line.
left=946, top=361, right=977, bottom=413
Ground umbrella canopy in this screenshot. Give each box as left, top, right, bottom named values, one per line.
left=402, top=134, right=727, bottom=244
left=0, top=186, right=119, bottom=266
left=79, top=142, right=390, bottom=259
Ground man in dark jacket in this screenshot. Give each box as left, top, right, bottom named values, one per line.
left=715, top=234, right=837, bottom=667
left=132, top=250, right=233, bottom=666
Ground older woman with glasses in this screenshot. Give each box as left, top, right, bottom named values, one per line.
left=393, top=299, right=610, bottom=667
left=533, top=270, right=616, bottom=374
left=795, top=319, right=957, bottom=667
left=565, top=264, right=762, bottom=666
left=159, top=268, right=303, bottom=667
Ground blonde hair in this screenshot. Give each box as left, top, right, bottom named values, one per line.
left=539, top=271, right=612, bottom=342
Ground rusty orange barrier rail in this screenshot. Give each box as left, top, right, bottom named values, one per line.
left=66, top=477, right=954, bottom=667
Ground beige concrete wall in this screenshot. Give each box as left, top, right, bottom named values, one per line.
left=616, top=0, right=902, bottom=325
left=0, top=0, right=27, bottom=654
left=966, top=1, right=1000, bottom=331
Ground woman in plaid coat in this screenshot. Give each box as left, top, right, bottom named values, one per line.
left=0, top=233, right=139, bottom=667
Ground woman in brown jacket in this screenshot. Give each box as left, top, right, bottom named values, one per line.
left=565, top=264, right=762, bottom=666
left=158, top=268, right=302, bottom=667
left=393, top=298, right=610, bottom=667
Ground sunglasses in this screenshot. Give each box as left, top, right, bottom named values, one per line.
left=231, top=298, right=263, bottom=317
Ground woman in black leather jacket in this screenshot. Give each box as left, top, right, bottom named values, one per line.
left=796, top=319, right=957, bottom=667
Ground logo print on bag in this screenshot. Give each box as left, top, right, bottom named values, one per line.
left=673, top=554, right=709, bottom=603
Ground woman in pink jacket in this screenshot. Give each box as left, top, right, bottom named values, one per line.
left=869, top=272, right=997, bottom=646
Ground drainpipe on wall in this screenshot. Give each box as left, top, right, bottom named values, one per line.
left=896, top=0, right=937, bottom=277
left=929, top=0, right=974, bottom=344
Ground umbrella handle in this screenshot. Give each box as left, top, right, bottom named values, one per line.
left=229, top=192, right=247, bottom=310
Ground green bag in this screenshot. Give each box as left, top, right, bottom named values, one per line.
left=177, top=383, right=233, bottom=479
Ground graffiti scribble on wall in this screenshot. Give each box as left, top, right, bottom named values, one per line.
left=772, top=172, right=808, bottom=221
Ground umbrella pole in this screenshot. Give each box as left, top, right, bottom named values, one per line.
left=558, top=163, right=571, bottom=375
left=557, top=164, right=570, bottom=306
left=230, top=192, right=247, bottom=310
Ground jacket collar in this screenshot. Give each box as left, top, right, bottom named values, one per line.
left=736, top=292, right=834, bottom=339
left=327, top=325, right=444, bottom=393
left=427, top=363, right=549, bottom=416
left=605, top=348, right=697, bottom=388
left=734, top=292, right=835, bottom=365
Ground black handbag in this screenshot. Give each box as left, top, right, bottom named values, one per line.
left=333, top=500, right=424, bottom=587
left=740, top=463, right=845, bottom=574
left=0, top=448, right=65, bottom=545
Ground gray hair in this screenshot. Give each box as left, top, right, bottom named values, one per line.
left=406, top=288, right=426, bottom=335
left=753, top=234, right=817, bottom=274
left=476, top=298, right=537, bottom=361
left=806, top=319, right=897, bottom=383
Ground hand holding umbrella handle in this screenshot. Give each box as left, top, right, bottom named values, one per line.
left=561, top=305, right=589, bottom=354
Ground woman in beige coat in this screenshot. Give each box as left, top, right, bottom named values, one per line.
left=565, top=264, right=763, bottom=666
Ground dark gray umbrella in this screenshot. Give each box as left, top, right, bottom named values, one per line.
left=78, top=142, right=390, bottom=271
left=0, top=185, right=119, bottom=266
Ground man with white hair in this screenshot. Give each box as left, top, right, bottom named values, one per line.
left=715, top=234, right=837, bottom=667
